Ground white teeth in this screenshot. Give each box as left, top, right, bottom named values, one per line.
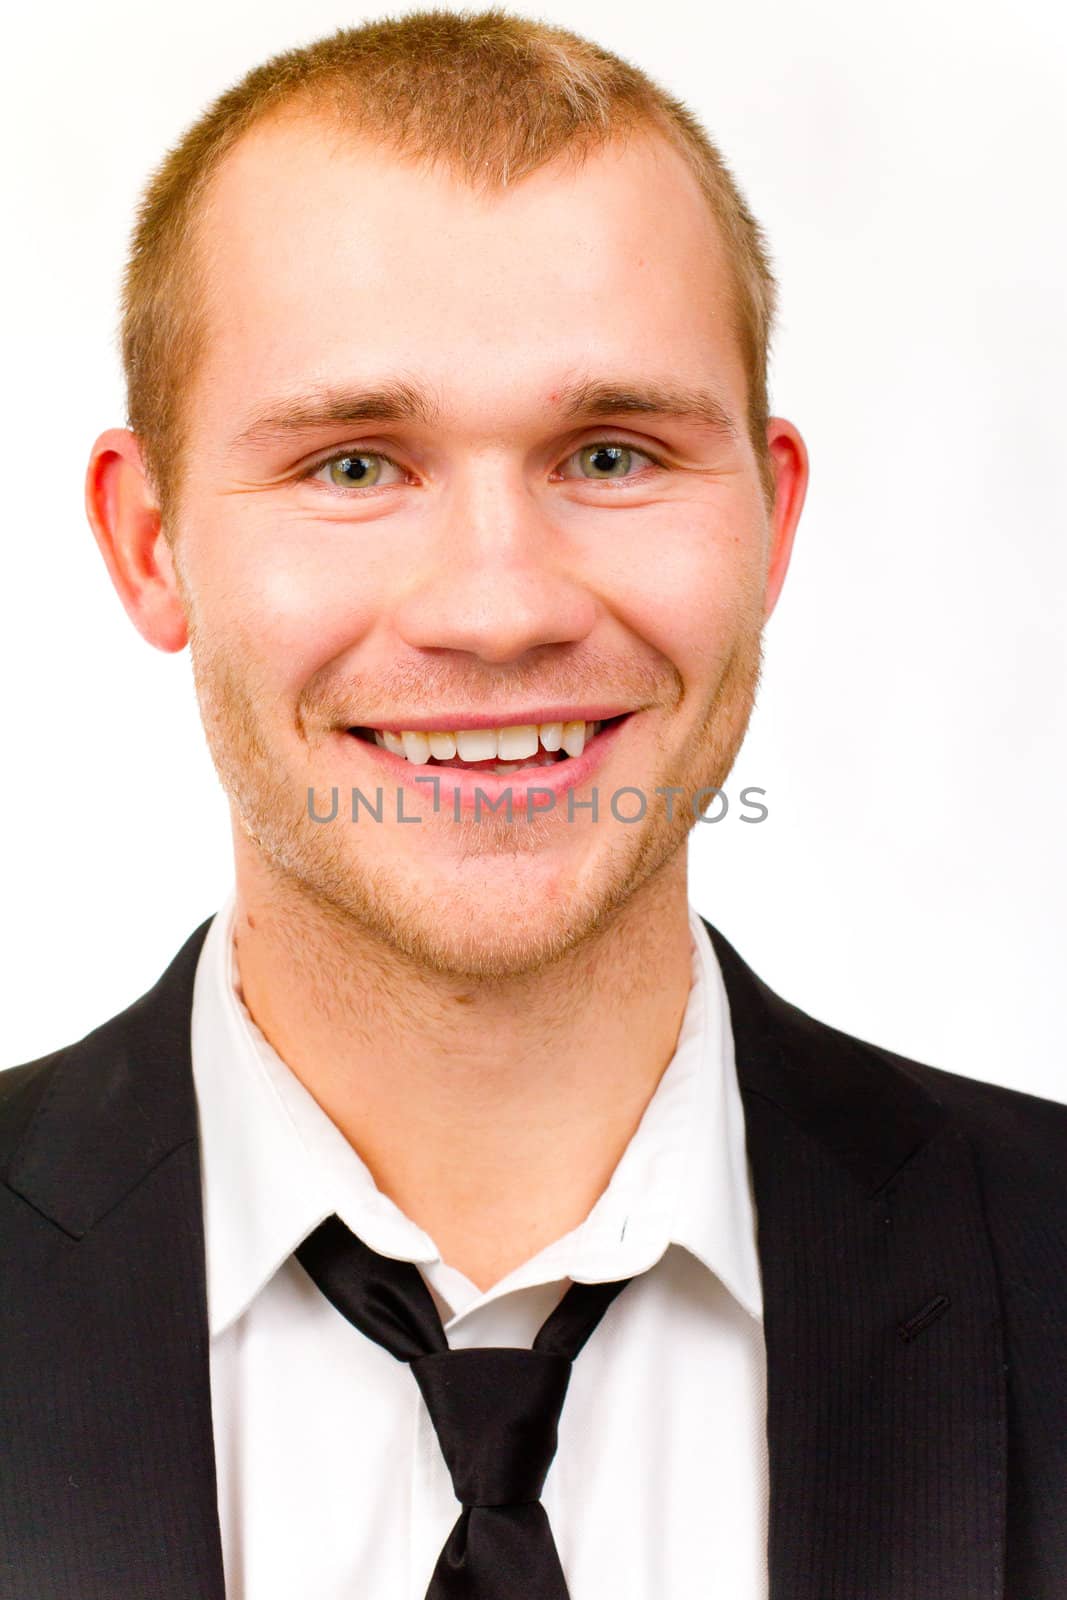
left=561, top=720, right=587, bottom=758
left=456, top=728, right=500, bottom=761
left=368, top=718, right=608, bottom=763
left=401, top=730, right=431, bottom=765
left=497, top=724, right=539, bottom=760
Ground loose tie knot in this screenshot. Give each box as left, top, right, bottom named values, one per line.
left=295, top=1215, right=633, bottom=1598
left=412, top=1348, right=572, bottom=1507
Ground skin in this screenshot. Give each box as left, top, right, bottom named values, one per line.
left=86, top=114, right=808, bottom=1289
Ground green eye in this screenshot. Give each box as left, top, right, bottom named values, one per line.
left=556, top=441, right=660, bottom=485
left=578, top=444, right=635, bottom=479
left=326, top=453, right=384, bottom=487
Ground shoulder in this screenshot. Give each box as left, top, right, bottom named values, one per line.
left=1, top=917, right=213, bottom=1224
left=767, top=1005, right=1067, bottom=1308
left=707, top=915, right=1067, bottom=1200
left=872, top=1041, right=1067, bottom=1176
left=864, top=1044, right=1067, bottom=1227
left=0, top=1050, right=64, bottom=1164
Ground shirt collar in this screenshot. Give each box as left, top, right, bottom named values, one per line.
left=672, top=904, right=763, bottom=1319
left=190, top=892, right=762, bottom=1338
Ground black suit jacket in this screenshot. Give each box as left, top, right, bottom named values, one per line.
left=2, top=914, right=1066, bottom=1599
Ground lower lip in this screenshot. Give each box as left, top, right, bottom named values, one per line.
left=335, top=716, right=632, bottom=814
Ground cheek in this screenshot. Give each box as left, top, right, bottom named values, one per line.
left=189, top=512, right=389, bottom=693
left=257, top=562, right=383, bottom=689
left=592, top=506, right=762, bottom=679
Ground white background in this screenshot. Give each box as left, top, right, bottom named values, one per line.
left=1, top=0, right=1064, bottom=1096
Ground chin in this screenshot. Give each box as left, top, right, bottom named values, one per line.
left=398, top=914, right=587, bottom=981
left=353, top=850, right=627, bottom=980
left=258, top=815, right=661, bottom=980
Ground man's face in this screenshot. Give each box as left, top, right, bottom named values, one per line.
left=167, top=115, right=791, bottom=977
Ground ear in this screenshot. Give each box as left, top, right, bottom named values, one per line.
left=761, top=418, right=809, bottom=622
left=84, top=429, right=189, bottom=652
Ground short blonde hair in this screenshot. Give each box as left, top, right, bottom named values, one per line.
left=121, top=8, right=779, bottom=522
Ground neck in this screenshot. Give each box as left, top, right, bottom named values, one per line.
left=231, top=851, right=694, bottom=1292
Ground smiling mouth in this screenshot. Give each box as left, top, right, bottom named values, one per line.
left=346, top=714, right=629, bottom=774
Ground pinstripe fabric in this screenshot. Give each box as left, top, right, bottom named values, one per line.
left=0, top=925, right=225, bottom=1600
left=3, top=913, right=1066, bottom=1598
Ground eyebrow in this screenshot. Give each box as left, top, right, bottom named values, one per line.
left=553, top=378, right=740, bottom=441
left=228, top=381, right=438, bottom=454
left=227, top=374, right=739, bottom=455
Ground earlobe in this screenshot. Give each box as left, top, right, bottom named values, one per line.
left=761, top=418, right=809, bottom=622
left=84, top=429, right=189, bottom=653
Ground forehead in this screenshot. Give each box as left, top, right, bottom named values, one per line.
left=193, top=113, right=745, bottom=433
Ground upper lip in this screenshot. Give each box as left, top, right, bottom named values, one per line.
left=347, top=706, right=635, bottom=733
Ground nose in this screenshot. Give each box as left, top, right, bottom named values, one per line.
left=391, top=465, right=597, bottom=665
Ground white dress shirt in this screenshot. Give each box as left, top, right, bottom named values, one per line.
left=190, top=892, right=769, bottom=1598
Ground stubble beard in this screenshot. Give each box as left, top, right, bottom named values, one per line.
left=183, top=594, right=765, bottom=981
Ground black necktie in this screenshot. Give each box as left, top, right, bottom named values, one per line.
left=295, top=1213, right=632, bottom=1598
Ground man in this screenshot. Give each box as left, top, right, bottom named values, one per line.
left=2, top=10, right=1065, bottom=1599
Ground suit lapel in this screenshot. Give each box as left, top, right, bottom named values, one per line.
left=4, top=916, right=224, bottom=1600
left=706, top=921, right=1007, bottom=1600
